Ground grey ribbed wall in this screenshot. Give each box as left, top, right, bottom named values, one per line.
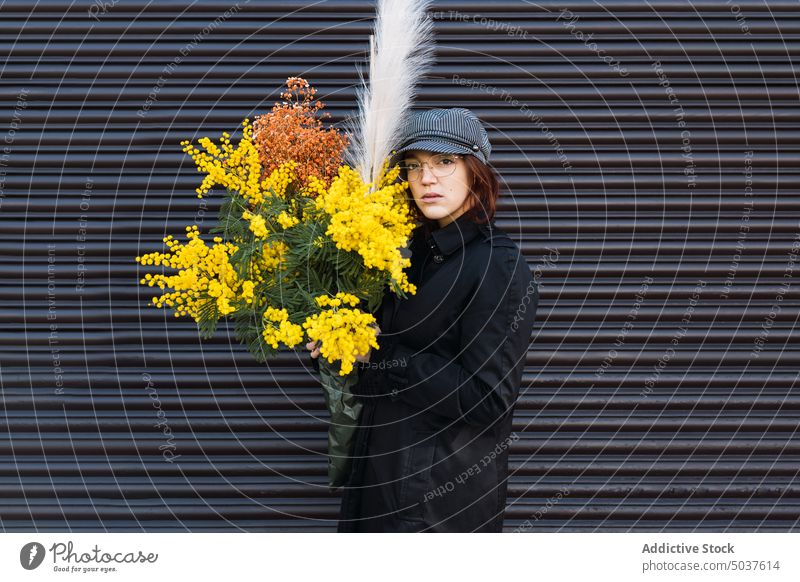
left=1, top=0, right=798, bottom=532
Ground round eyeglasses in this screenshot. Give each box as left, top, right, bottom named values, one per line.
left=400, top=154, right=462, bottom=182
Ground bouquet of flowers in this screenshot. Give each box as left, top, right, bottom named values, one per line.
left=135, top=0, right=435, bottom=490
left=135, top=78, right=418, bottom=487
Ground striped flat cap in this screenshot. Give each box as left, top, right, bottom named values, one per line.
left=392, top=107, right=492, bottom=164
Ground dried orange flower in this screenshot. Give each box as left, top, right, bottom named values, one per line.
left=252, top=77, right=349, bottom=190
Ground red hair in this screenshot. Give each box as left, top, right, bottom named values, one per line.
left=461, top=155, right=500, bottom=224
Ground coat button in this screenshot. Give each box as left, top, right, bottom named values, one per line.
left=389, top=388, right=399, bottom=400
left=433, top=254, right=444, bottom=263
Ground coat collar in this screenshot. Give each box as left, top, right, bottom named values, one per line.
left=420, top=212, right=495, bottom=256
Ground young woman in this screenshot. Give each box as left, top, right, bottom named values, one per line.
left=308, top=107, right=539, bottom=532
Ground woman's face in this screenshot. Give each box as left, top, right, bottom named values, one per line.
left=403, top=150, right=473, bottom=228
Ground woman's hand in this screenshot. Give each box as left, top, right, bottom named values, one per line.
left=305, top=339, right=321, bottom=360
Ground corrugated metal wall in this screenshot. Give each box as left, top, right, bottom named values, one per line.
left=1, top=0, right=798, bottom=532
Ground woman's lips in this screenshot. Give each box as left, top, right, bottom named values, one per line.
left=421, top=193, right=443, bottom=202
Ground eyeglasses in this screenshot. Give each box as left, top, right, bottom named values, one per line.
left=399, top=154, right=462, bottom=182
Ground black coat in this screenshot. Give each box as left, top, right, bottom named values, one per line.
left=312, top=212, right=539, bottom=532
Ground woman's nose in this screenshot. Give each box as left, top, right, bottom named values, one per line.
left=420, top=165, right=437, bottom=184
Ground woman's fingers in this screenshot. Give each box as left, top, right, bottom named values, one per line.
left=305, top=339, right=321, bottom=358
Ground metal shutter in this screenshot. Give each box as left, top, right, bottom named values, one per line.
left=1, top=0, right=797, bottom=531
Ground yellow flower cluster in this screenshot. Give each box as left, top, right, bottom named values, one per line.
left=305, top=175, right=327, bottom=198
left=265, top=306, right=289, bottom=320
left=262, top=306, right=304, bottom=349
left=235, top=241, right=287, bottom=292
left=302, top=303, right=379, bottom=376
left=277, top=211, right=299, bottom=229
left=135, top=225, right=252, bottom=318
left=258, top=240, right=287, bottom=272
left=181, top=119, right=259, bottom=200
left=260, top=161, right=297, bottom=201
left=377, top=158, right=403, bottom=189
left=314, top=164, right=417, bottom=295
left=240, top=280, right=255, bottom=303
left=242, top=210, right=269, bottom=238
left=181, top=120, right=298, bottom=205
left=315, top=292, right=360, bottom=308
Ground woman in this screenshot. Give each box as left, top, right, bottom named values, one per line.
left=307, top=107, right=539, bottom=532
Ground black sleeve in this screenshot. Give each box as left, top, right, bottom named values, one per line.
left=361, top=250, right=539, bottom=426
left=354, top=334, right=402, bottom=398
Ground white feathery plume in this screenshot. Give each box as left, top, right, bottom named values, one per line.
left=345, top=0, right=435, bottom=187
